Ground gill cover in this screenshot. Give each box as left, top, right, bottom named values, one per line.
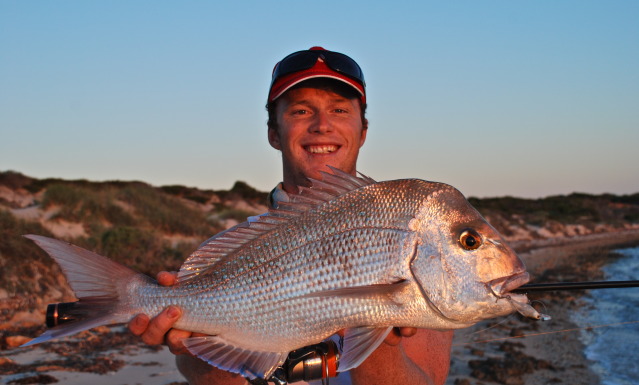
left=409, top=187, right=523, bottom=324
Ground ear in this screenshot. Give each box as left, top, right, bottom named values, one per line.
left=268, top=127, right=281, bottom=150
left=359, top=124, right=368, bottom=148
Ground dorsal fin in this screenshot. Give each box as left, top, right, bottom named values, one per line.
left=177, top=168, right=377, bottom=283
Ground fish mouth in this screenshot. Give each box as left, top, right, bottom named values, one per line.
left=488, top=272, right=552, bottom=321
left=304, top=144, right=340, bottom=154
left=488, top=272, right=530, bottom=298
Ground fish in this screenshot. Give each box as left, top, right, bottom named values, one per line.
left=20, top=168, right=546, bottom=380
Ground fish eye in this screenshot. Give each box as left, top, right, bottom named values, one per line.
left=459, top=228, right=482, bottom=250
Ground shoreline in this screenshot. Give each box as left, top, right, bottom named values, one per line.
left=447, top=228, right=639, bottom=385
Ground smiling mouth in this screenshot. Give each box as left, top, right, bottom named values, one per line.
left=304, top=145, right=339, bottom=154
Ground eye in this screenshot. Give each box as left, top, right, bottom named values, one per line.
left=459, top=228, right=482, bottom=250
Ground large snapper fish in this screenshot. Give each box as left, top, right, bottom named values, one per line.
left=22, top=169, right=544, bottom=379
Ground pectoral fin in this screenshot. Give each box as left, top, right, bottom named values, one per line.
left=337, top=326, right=393, bottom=372
left=182, top=336, right=288, bottom=380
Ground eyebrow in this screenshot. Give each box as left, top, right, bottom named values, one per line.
left=287, top=97, right=353, bottom=107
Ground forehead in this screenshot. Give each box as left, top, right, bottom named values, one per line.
left=279, top=77, right=361, bottom=102
left=279, top=87, right=358, bottom=105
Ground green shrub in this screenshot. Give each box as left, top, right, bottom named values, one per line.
left=118, top=184, right=213, bottom=236
left=0, top=210, right=58, bottom=294
left=160, top=185, right=213, bottom=204
left=97, top=226, right=193, bottom=275
left=42, top=183, right=136, bottom=226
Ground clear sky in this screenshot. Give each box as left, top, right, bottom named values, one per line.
left=1, top=1, right=637, bottom=198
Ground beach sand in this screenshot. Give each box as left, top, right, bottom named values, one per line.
left=2, top=229, right=639, bottom=385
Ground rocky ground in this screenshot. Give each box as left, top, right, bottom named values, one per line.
left=0, top=325, right=186, bottom=384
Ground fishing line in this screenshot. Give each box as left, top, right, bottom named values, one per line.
left=529, top=299, right=548, bottom=315
left=467, top=299, right=550, bottom=337
left=466, top=313, right=517, bottom=337
left=453, top=320, right=639, bottom=347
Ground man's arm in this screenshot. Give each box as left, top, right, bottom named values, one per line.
left=350, top=328, right=453, bottom=385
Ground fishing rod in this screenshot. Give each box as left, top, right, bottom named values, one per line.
left=513, top=280, right=639, bottom=293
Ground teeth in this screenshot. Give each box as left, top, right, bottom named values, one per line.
left=305, top=145, right=338, bottom=154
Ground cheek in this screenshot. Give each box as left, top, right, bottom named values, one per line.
left=269, top=123, right=302, bottom=152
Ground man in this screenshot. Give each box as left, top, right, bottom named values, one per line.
left=129, top=47, right=453, bottom=385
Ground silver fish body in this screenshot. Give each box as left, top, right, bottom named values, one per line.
left=23, top=170, right=540, bottom=379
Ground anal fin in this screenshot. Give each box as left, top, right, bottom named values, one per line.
left=183, top=336, right=288, bottom=380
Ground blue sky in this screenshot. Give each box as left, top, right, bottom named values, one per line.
left=1, top=1, right=637, bottom=198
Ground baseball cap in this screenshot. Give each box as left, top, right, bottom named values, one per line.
left=268, top=46, right=366, bottom=104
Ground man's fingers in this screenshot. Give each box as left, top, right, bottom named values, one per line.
left=128, top=314, right=150, bottom=336
left=166, top=332, right=208, bottom=355
left=157, top=271, right=178, bottom=286
left=140, top=306, right=182, bottom=345
left=384, top=327, right=402, bottom=346
left=399, top=327, right=417, bottom=338
left=383, top=327, right=418, bottom=346
left=166, top=328, right=193, bottom=355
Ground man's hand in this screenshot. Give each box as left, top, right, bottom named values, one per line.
left=127, top=271, right=193, bottom=355
left=384, top=327, right=418, bottom=346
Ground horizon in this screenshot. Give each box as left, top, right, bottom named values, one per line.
left=3, top=168, right=637, bottom=200
left=2, top=2, right=638, bottom=199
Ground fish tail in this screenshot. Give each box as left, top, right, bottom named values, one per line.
left=21, top=234, right=153, bottom=347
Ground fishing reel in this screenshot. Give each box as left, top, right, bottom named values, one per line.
left=250, top=340, right=340, bottom=385
left=46, top=301, right=79, bottom=327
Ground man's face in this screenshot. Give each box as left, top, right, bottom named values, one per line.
left=268, top=87, right=367, bottom=192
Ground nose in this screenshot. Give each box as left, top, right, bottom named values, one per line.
left=309, top=111, right=333, bottom=134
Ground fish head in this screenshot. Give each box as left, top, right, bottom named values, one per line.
left=408, top=183, right=531, bottom=327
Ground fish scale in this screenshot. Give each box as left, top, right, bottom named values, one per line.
left=174, top=228, right=411, bottom=339
left=21, top=169, right=544, bottom=380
